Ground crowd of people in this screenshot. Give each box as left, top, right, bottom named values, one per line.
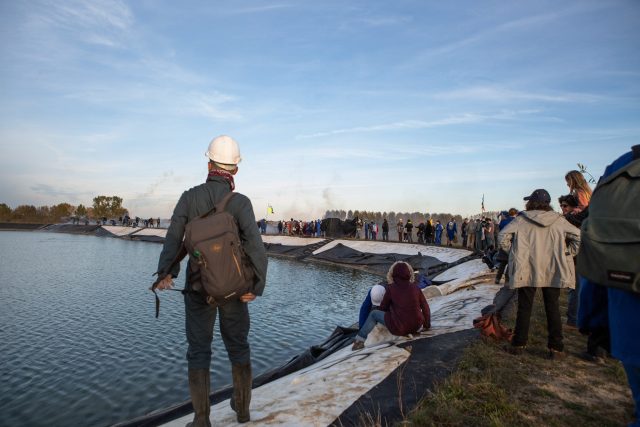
left=274, top=218, right=324, bottom=237
left=347, top=150, right=639, bottom=425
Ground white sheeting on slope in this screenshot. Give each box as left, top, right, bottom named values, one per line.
left=162, top=282, right=499, bottom=427
left=261, top=235, right=325, bottom=246
left=312, top=239, right=470, bottom=263
left=130, top=228, right=168, bottom=237
left=426, top=259, right=492, bottom=297
left=164, top=343, right=408, bottom=427
left=101, top=226, right=138, bottom=237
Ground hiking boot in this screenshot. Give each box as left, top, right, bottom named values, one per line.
left=352, top=340, right=365, bottom=351
left=187, top=368, right=211, bottom=427
left=504, top=344, right=525, bottom=355
left=546, top=349, right=566, bottom=360
left=580, top=351, right=605, bottom=364
left=230, top=363, right=252, bottom=423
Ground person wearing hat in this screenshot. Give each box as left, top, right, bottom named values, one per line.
left=358, top=284, right=388, bottom=329
left=498, top=189, right=580, bottom=359
left=352, top=261, right=431, bottom=350
left=154, top=135, right=268, bottom=425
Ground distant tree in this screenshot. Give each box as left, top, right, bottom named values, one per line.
left=92, top=195, right=127, bottom=219
left=347, top=210, right=353, bottom=219
left=75, top=204, right=87, bottom=217
left=0, top=203, right=11, bottom=221
left=36, top=205, right=50, bottom=219
left=12, top=205, right=37, bottom=221
left=51, top=203, right=73, bottom=221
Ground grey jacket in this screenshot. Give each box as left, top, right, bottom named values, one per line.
left=157, top=176, right=268, bottom=295
left=498, top=210, right=580, bottom=289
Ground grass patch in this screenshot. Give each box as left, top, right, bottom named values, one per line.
left=403, top=289, right=635, bottom=426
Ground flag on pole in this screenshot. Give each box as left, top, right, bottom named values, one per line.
left=481, top=194, right=485, bottom=212
left=267, top=205, right=274, bottom=215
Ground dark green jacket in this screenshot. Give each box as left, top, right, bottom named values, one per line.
left=157, top=177, right=268, bottom=295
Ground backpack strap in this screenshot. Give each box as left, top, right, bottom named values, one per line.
left=199, top=191, right=236, bottom=219
left=215, top=191, right=236, bottom=213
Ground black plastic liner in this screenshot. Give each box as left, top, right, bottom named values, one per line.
left=330, top=328, right=480, bottom=427
left=113, top=326, right=358, bottom=427
left=310, top=243, right=447, bottom=276
left=40, top=224, right=102, bottom=234
left=128, top=234, right=166, bottom=243
left=321, top=218, right=357, bottom=238
left=264, top=242, right=315, bottom=258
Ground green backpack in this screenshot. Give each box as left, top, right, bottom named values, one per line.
left=577, top=146, right=640, bottom=293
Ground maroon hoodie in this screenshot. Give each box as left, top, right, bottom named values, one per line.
left=379, top=263, right=431, bottom=336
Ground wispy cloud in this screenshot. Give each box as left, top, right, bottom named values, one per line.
left=355, top=16, right=412, bottom=27
left=297, top=110, right=538, bottom=139
left=227, top=4, right=293, bottom=15
left=408, top=3, right=607, bottom=63
left=30, top=183, right=91, bottom=202
left=434, top=86, right=602, bottom=103
left=30, top=0, right=134, bottom=49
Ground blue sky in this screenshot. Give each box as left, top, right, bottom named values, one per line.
left=1, top=0, right=639, bottom=220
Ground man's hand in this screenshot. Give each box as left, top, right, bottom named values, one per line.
left=240, top=292, right=256, bottom=303
left=155, top=275, right=174, bottom=290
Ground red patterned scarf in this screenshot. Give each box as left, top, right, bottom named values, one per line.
left=207, top=169, right=235, bottom=191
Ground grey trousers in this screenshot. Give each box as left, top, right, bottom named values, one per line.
left=184, top=290, right=251, bottom=370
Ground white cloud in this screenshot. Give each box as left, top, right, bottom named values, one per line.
left=296, top=110, right=538, bottom=139
left=433, top=86, right=602, bottom=103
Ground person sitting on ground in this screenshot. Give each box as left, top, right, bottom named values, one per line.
left=352, top=261, right=431, bottom=350
left=499, top=189, right=580, bottom=359
left=358, top=284, right=387, bottom=329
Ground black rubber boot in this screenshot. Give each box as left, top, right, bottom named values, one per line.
left=186, top=368, right=211, bottom=427
left=230, top=363, right=252, bottom=423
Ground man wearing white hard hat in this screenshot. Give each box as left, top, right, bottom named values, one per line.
left=155, top=135, right=268, bottom=426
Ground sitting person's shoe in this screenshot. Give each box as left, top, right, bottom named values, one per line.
left=352, top=340, right=365, bottom=351
left=546, top=349, right=566, bottom=360
left=504, top=344, right=525, bottom=355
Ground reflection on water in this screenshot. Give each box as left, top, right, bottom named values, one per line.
left=0, top=231, right=379, bottom=427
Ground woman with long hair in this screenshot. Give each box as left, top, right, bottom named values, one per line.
left=565, top=170, right=592, bottom=213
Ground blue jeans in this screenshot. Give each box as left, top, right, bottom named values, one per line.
left=356, top=310, right=386, bottom=341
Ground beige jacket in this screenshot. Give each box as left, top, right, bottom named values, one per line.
left=498, top=210, right=580, bottom=289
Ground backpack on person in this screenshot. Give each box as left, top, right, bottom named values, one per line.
left=151, top=192, right=255, bottom=317
left=183, top=192, right=255, bottom=306
left=577, top=146, right=640, bottom=294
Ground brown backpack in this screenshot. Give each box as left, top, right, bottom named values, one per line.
left=183, top=192, right=255, bottom=306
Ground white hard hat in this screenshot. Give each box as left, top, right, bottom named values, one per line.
left=205, top=135, right=242, bottom=166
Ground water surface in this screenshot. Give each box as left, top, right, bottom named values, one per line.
left=0, top=231, right=378, bottom=426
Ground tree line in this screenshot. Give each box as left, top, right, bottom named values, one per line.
left=323, top=209, right=502, bottom=226
left=0, top=196, right=128, bottom=223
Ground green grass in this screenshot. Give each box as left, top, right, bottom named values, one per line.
left=402, top=290, right=636, bottom=427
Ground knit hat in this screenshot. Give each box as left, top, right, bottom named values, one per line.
left=370, top=285, right=386, bottom=306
